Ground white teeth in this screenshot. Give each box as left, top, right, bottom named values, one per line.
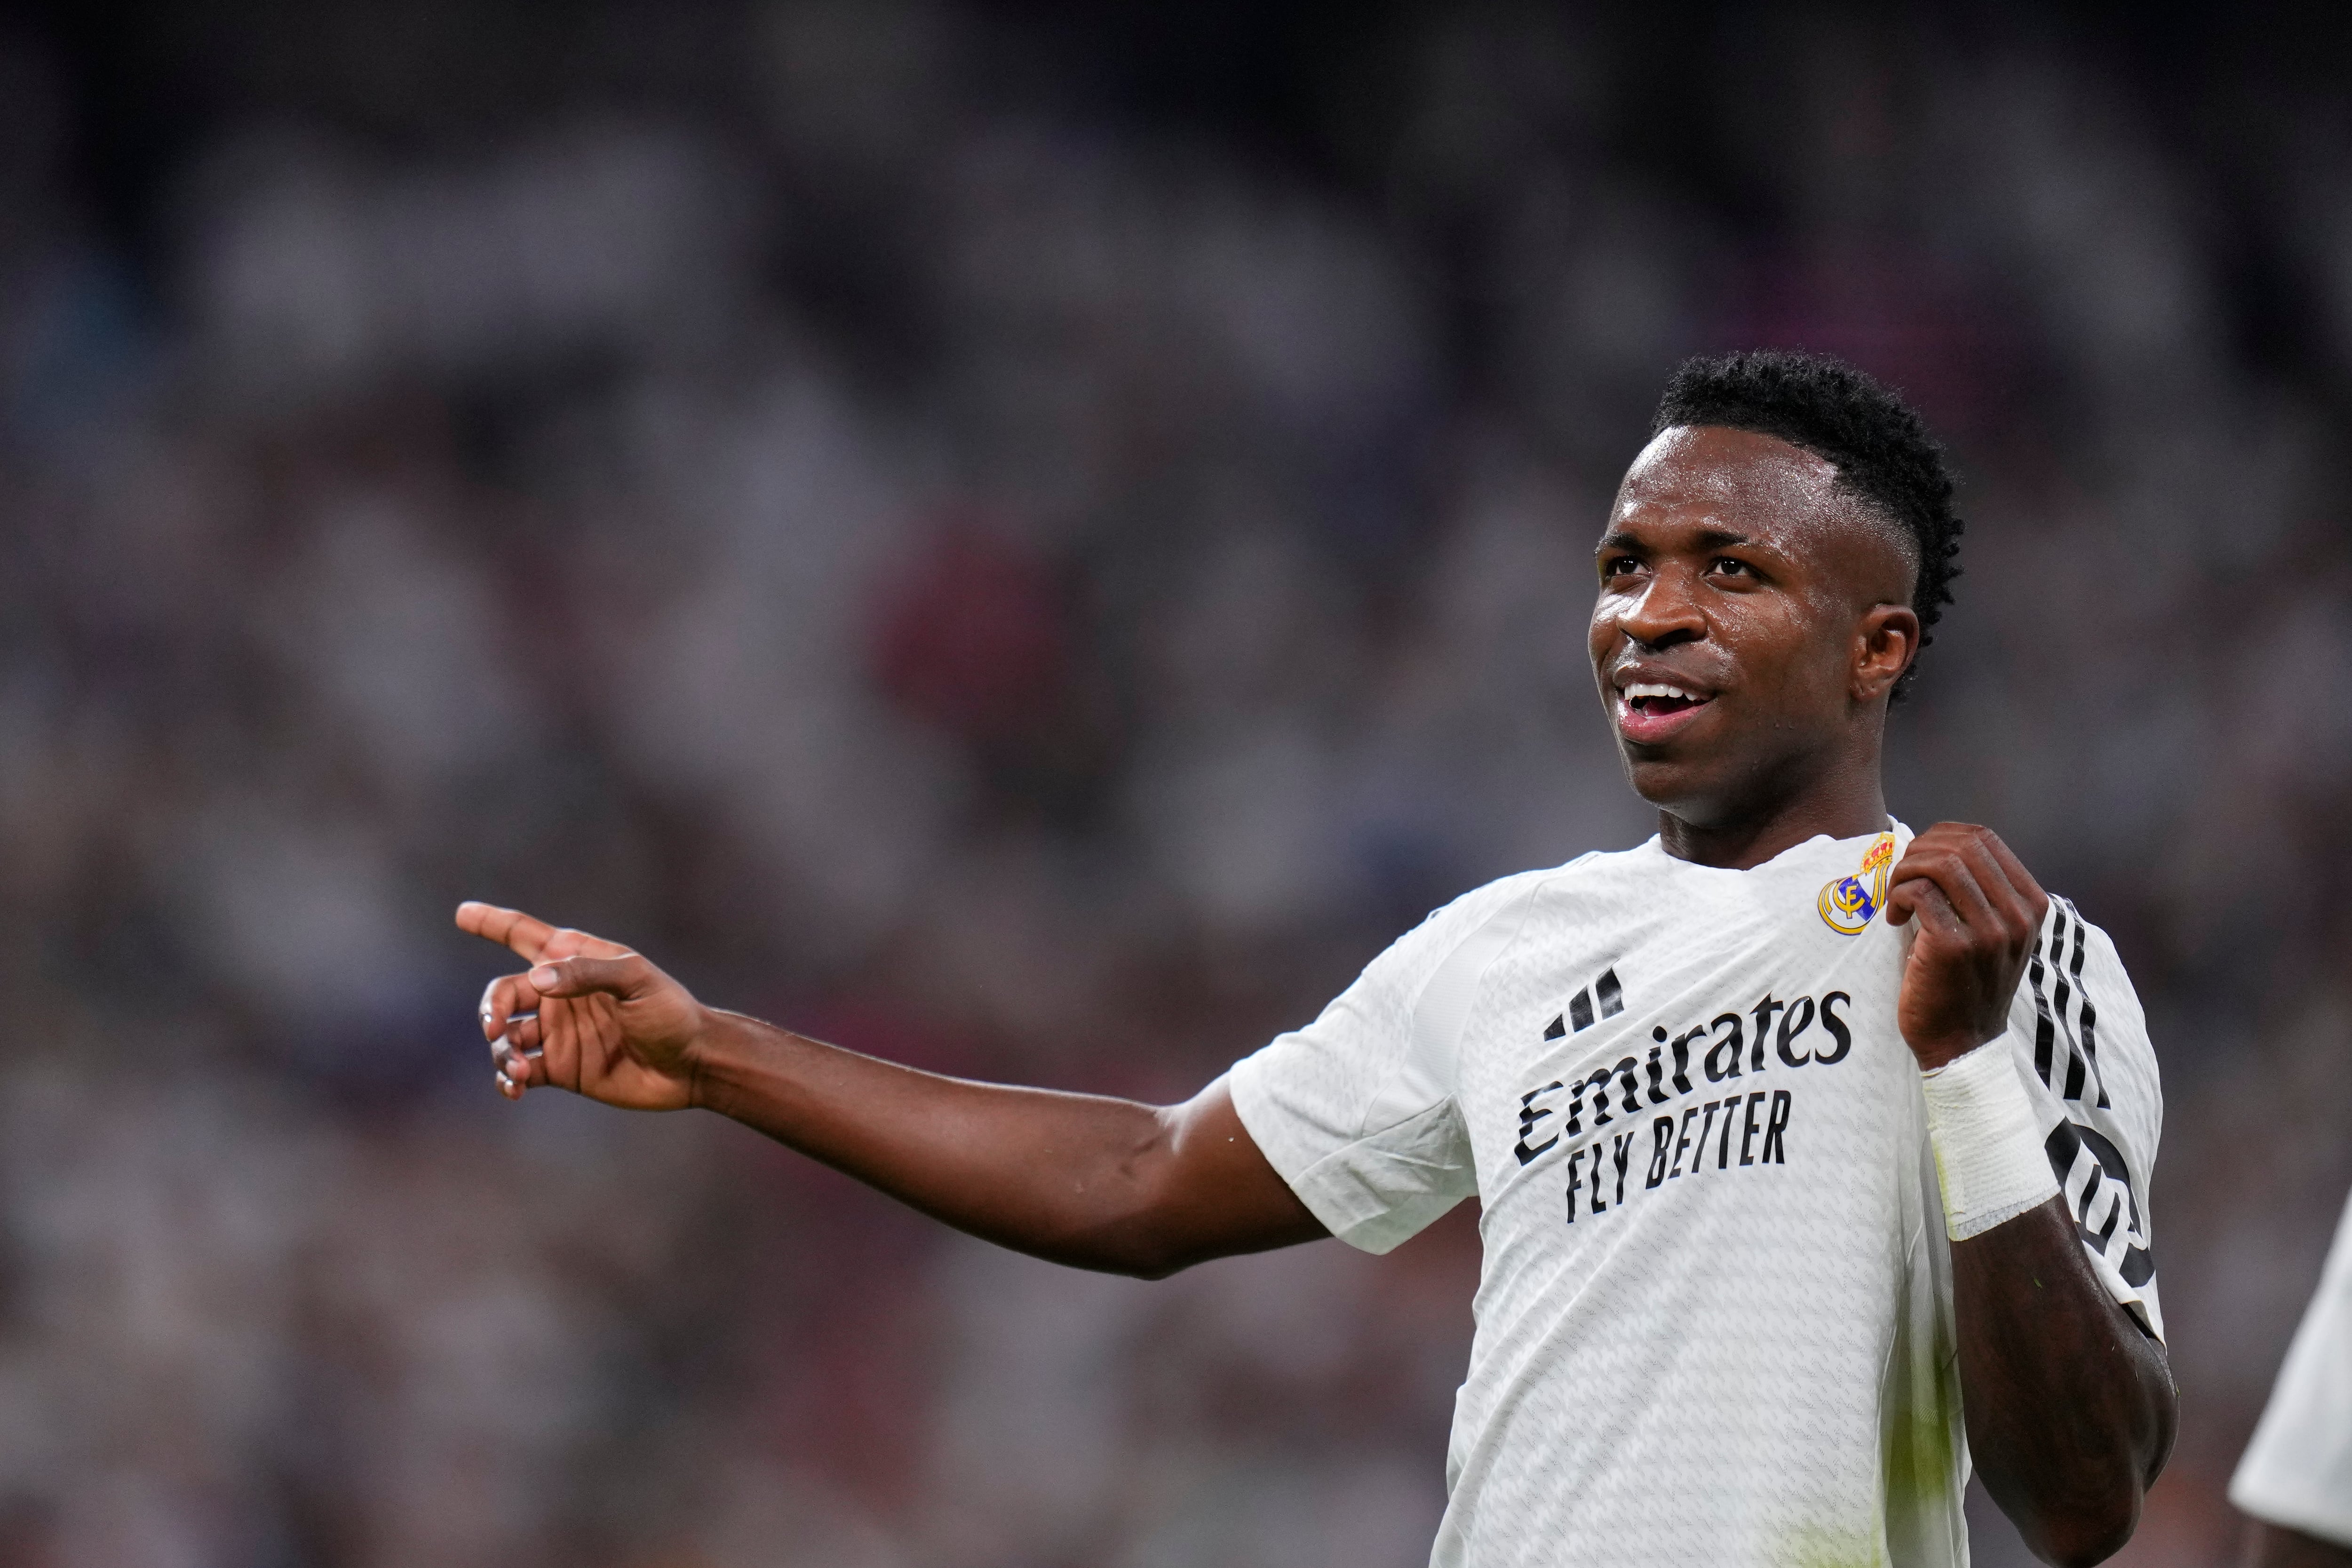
left=1624, top=682, right=1703, bottom=701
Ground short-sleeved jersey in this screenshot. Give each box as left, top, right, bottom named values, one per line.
left=2231, top=1188, right=2352, bottom=1547
left=1230, top=823, right=2163, bottom=1568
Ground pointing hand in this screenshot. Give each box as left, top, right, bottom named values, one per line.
left=456, top=901, right=709, bottom=1111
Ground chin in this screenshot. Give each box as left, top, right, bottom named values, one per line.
left=1618, top=753, right=1724, bottom=820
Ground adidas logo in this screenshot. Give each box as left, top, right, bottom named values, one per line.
left=1544, top=969, right=1624, bottom=1039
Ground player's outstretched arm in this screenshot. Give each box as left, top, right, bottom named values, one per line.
left=455, top=902, right=1328, bottom=1278
left=1887, top=828, right=2177, bottom=1568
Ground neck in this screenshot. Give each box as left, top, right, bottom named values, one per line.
left=1654, top=756, right=1890, bottom=871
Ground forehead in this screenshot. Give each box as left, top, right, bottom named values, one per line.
left=1607, top=425, right=1847, bottom=544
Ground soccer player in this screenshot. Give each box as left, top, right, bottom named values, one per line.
left=2232, top=1187, right=2352, bottom=1566
left=462, top=351, right=2175, bottom=1567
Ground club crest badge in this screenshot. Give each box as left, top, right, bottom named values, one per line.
left=1817, top=833, right=1895, bottom=936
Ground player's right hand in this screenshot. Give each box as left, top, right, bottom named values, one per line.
left=456, top=902, right=707, bottom=1111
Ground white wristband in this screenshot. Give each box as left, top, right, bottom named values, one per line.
left=1920, top=1041, right=2060, bottom=1242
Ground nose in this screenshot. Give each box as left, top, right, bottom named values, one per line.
left=1615, top=565, right=1707, bottom=651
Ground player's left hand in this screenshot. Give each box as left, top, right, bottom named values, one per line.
left=1886, top=823, right=2049, bottom=1070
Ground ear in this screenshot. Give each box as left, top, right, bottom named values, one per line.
left=1852, top=603, right=1919, bottom=704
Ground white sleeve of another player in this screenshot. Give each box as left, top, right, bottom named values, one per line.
left=2004, top=897, right=2165, bottom=1340
left=2231, top=1190, right=2352, bottom=1547
left=1227, top=870, right=1551, bottom=1255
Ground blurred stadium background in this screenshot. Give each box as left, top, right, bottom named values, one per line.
left=1, top=2, right=2347, bottom=1563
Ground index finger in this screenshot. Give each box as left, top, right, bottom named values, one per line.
left=456, top=901, right=558, bottom=962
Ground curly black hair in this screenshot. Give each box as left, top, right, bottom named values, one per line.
left=1650, top=349, right=1962, bottom=697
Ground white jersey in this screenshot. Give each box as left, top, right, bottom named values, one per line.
left=2231, top=1187, right=2352, bottom=1547
left=1230, top=823, right=2163, bottom=1568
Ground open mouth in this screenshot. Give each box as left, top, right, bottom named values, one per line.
left=1624, top=683, right=1710, bottom=718
left=1616, top=680, right=1715, bottom=741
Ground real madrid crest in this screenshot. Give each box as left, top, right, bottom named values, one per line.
left=1817, top=832, right=1895, bottom=936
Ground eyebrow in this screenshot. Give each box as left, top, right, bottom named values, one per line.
left=1597, top=525, right=1760, bottom=555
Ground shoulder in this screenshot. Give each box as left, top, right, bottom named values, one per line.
left=1392, top=848, right=1630, bottom=969
left=1314, top=850, right=1629, bottom=1024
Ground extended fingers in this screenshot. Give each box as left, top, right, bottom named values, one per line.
left=457, top=901, right=557, bottom=963
left=464, top=914, right=644, bottom=1106
left=466, top=920, right=672, bottom=1106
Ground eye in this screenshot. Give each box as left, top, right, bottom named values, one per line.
left=1708, top=556, right=1756, bottom=580
left=1600, top=554, right=1644, bottom=580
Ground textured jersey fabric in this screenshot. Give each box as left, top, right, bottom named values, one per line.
left=1229, top=823, right=2164, bottom=1568
left=2231, top=1187, right=2352, bottom=1547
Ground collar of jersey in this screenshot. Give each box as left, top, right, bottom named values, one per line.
left=1637, top=817, right=1910, bottom=879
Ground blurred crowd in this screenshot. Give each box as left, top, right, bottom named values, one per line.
left=0, top=3, right=2347, bottom=1565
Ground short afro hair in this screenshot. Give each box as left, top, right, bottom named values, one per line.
left=1650, top=349, right=1961, bottom=697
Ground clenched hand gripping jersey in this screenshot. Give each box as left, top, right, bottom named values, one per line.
left=1231, top=824, right=2162, bottom=1568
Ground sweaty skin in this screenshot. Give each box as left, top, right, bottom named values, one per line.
left=1590, top=424, right=1919, bottom=868
left=466, top=422, right=2172, bottom=1567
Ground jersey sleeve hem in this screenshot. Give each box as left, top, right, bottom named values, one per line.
left=1230, top=1056, right=1474, bottom=1255
left=2088, top=1248, right=2164, bottom=1344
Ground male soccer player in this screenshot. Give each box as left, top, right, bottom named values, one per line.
left=2233, top=1186, right=2352, bottom=1567
left=462, top=351, right=2175, bottom=1566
